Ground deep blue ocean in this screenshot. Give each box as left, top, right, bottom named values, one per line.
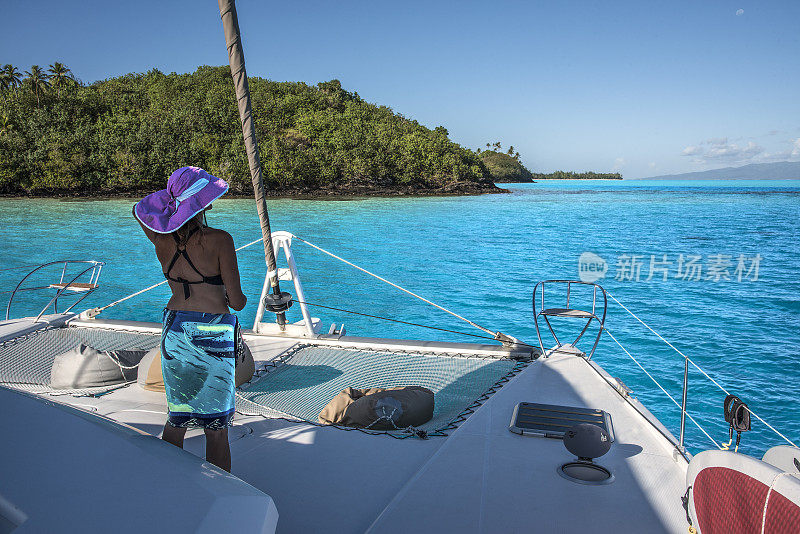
left=2, top=179, right=798, bottom=456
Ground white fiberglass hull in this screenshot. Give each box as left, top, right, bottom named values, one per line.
left=0, top=386, right=278, bottom=533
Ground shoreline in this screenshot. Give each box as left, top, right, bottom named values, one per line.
left=495, top=178, right=622, bottom=183
left=0, top=184, right=510, bottom=201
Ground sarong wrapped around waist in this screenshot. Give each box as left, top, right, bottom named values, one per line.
left=161, top=309, right=240, bottom=429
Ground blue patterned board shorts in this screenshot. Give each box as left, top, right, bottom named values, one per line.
left=161, top=309, right=241, bottom=430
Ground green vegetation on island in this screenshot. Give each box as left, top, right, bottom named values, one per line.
left=475, top=142, right=621, bottom=182
left=531, top=171, right=622, bottom=180
left=0, top=64, right=501, bottom=197
left=477, top=142, right=534, bottom=182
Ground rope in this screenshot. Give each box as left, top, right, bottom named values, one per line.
left=94, top=236, right=267, bottom=313
left=102, top=351, right=141, bottom=371
left=606, top=290, right=797, bottom=448
left=294, top=299, right=536, bottom=346
left=0, top=264, right=43, bottom=272
left=761, top=472, right=793, bottom=534
left=361, top=406, right=428, bottom=439
left=604, top=327, right=721, bottom=449
left=94, top=233, right=509, bottom=344
left=94, top=280, right=168, bottom=313
left=89, top=233, right=792, bottom=448
left=291, top=235, right=501, bottom=338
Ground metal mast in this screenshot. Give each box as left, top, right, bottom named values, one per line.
left=218, top=0, right=290, bottom=327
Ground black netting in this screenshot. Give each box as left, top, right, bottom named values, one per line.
left=237, top=345, right=527, bottom=435
left=0, top=326, right=159, bottom=393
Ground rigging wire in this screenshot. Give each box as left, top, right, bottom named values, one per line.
left=606, top=290, right=797, bottom=448
left=93, top=234, right=506, bottom=343
left=291, top=235, right=502, bottom=338
left=0, top=264, right=44, bottom=272
left=91, top=236, right=266, bottom=313
left=604, top=327, right=721, bottom=449
left=85, top=232, right=796, bottom=448
left=293, top=299, right=536, bottom=346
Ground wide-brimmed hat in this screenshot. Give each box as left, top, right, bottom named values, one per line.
left=134, top=167, right=229, bottom=234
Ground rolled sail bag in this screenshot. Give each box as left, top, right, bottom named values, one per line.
left=50, top=343, right=144, bottom=389
left=318, top=386, right=435, bottom=429
left=137, top=342, right=254, bottom=392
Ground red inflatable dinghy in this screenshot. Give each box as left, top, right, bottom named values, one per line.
left=685, top=448, right=800, bottom=533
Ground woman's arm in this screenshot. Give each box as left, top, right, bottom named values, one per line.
left=219, top=232, right=247, bottom=311
left=132, top=204, right=158, bottom=245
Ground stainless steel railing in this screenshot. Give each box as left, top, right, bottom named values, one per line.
left=5, top=260, right=104, bottom=321
left=532, top=280, right=608, bottom=360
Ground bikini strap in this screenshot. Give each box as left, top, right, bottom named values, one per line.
left=163, top=226, right=216, bottom=299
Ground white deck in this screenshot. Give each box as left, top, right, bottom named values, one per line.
left=27, top=323, right=691, bottom=533
left=368, top=351, right=688, bottom=533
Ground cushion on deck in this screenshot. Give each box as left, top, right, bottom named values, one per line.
left=50, top=343, right=143, bottom=389
left=318, top=386, right=434, bottom=429
left=136, top=343, right=254, bottom=392
left=137, top=347, right=165, bottom=392
left=235, top=343, right=255, bottom=386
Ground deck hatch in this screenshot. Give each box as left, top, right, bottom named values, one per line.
left=509, top=402, right=614, bottom=441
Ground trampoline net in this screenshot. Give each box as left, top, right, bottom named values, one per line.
left=1, top=326, right=528, bottom=435
left=236, top=344, right=527, bottom=434
left=0, top=326, right=159, bottom=395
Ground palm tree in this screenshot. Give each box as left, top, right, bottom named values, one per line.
left=24, top=65, right=50, bottom=106
left=0, top=114, right=13, bottom=136
left=48, top=62, right=73, bottom=97
left=1, top=64, right=23, bottom=91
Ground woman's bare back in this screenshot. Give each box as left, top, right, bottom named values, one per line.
left=153, top=227, right=247, bottom=314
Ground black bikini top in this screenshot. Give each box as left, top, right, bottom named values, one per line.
left=163, top=226, right=224, bottom=299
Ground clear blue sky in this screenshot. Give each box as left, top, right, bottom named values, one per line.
left=3, top=0, right=799, bottom=177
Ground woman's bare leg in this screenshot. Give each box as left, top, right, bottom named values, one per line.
left=162, top=422, right=187, bottom=448
left=204, top=428, right=231, bottom=472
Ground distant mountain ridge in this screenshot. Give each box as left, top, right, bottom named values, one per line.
left=643, top=161, right=800, bottom=180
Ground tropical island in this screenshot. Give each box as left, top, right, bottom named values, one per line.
left=531, top=171, right=622, bottom=180
left=477, top=143, right=533, bottom=183
left=0, top=64, right=503, bottom=197
left=475, top=142, right=621, bottom=182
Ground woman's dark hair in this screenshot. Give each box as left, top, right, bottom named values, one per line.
left=172, top=212, right=206, bottom=247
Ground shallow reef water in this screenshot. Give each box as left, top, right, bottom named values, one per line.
left=2, top=179, right=799, bottom=455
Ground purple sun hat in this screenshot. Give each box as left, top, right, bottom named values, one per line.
left=134, top=167, right=229, bottom=234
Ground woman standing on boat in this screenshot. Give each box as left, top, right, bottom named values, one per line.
left=133, top=166, right=246, bottom=472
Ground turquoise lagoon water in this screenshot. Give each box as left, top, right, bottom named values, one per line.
left=1, top=179, right=799, bottom=455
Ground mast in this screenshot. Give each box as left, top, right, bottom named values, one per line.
left=218, top=0, right=288, bottom=327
